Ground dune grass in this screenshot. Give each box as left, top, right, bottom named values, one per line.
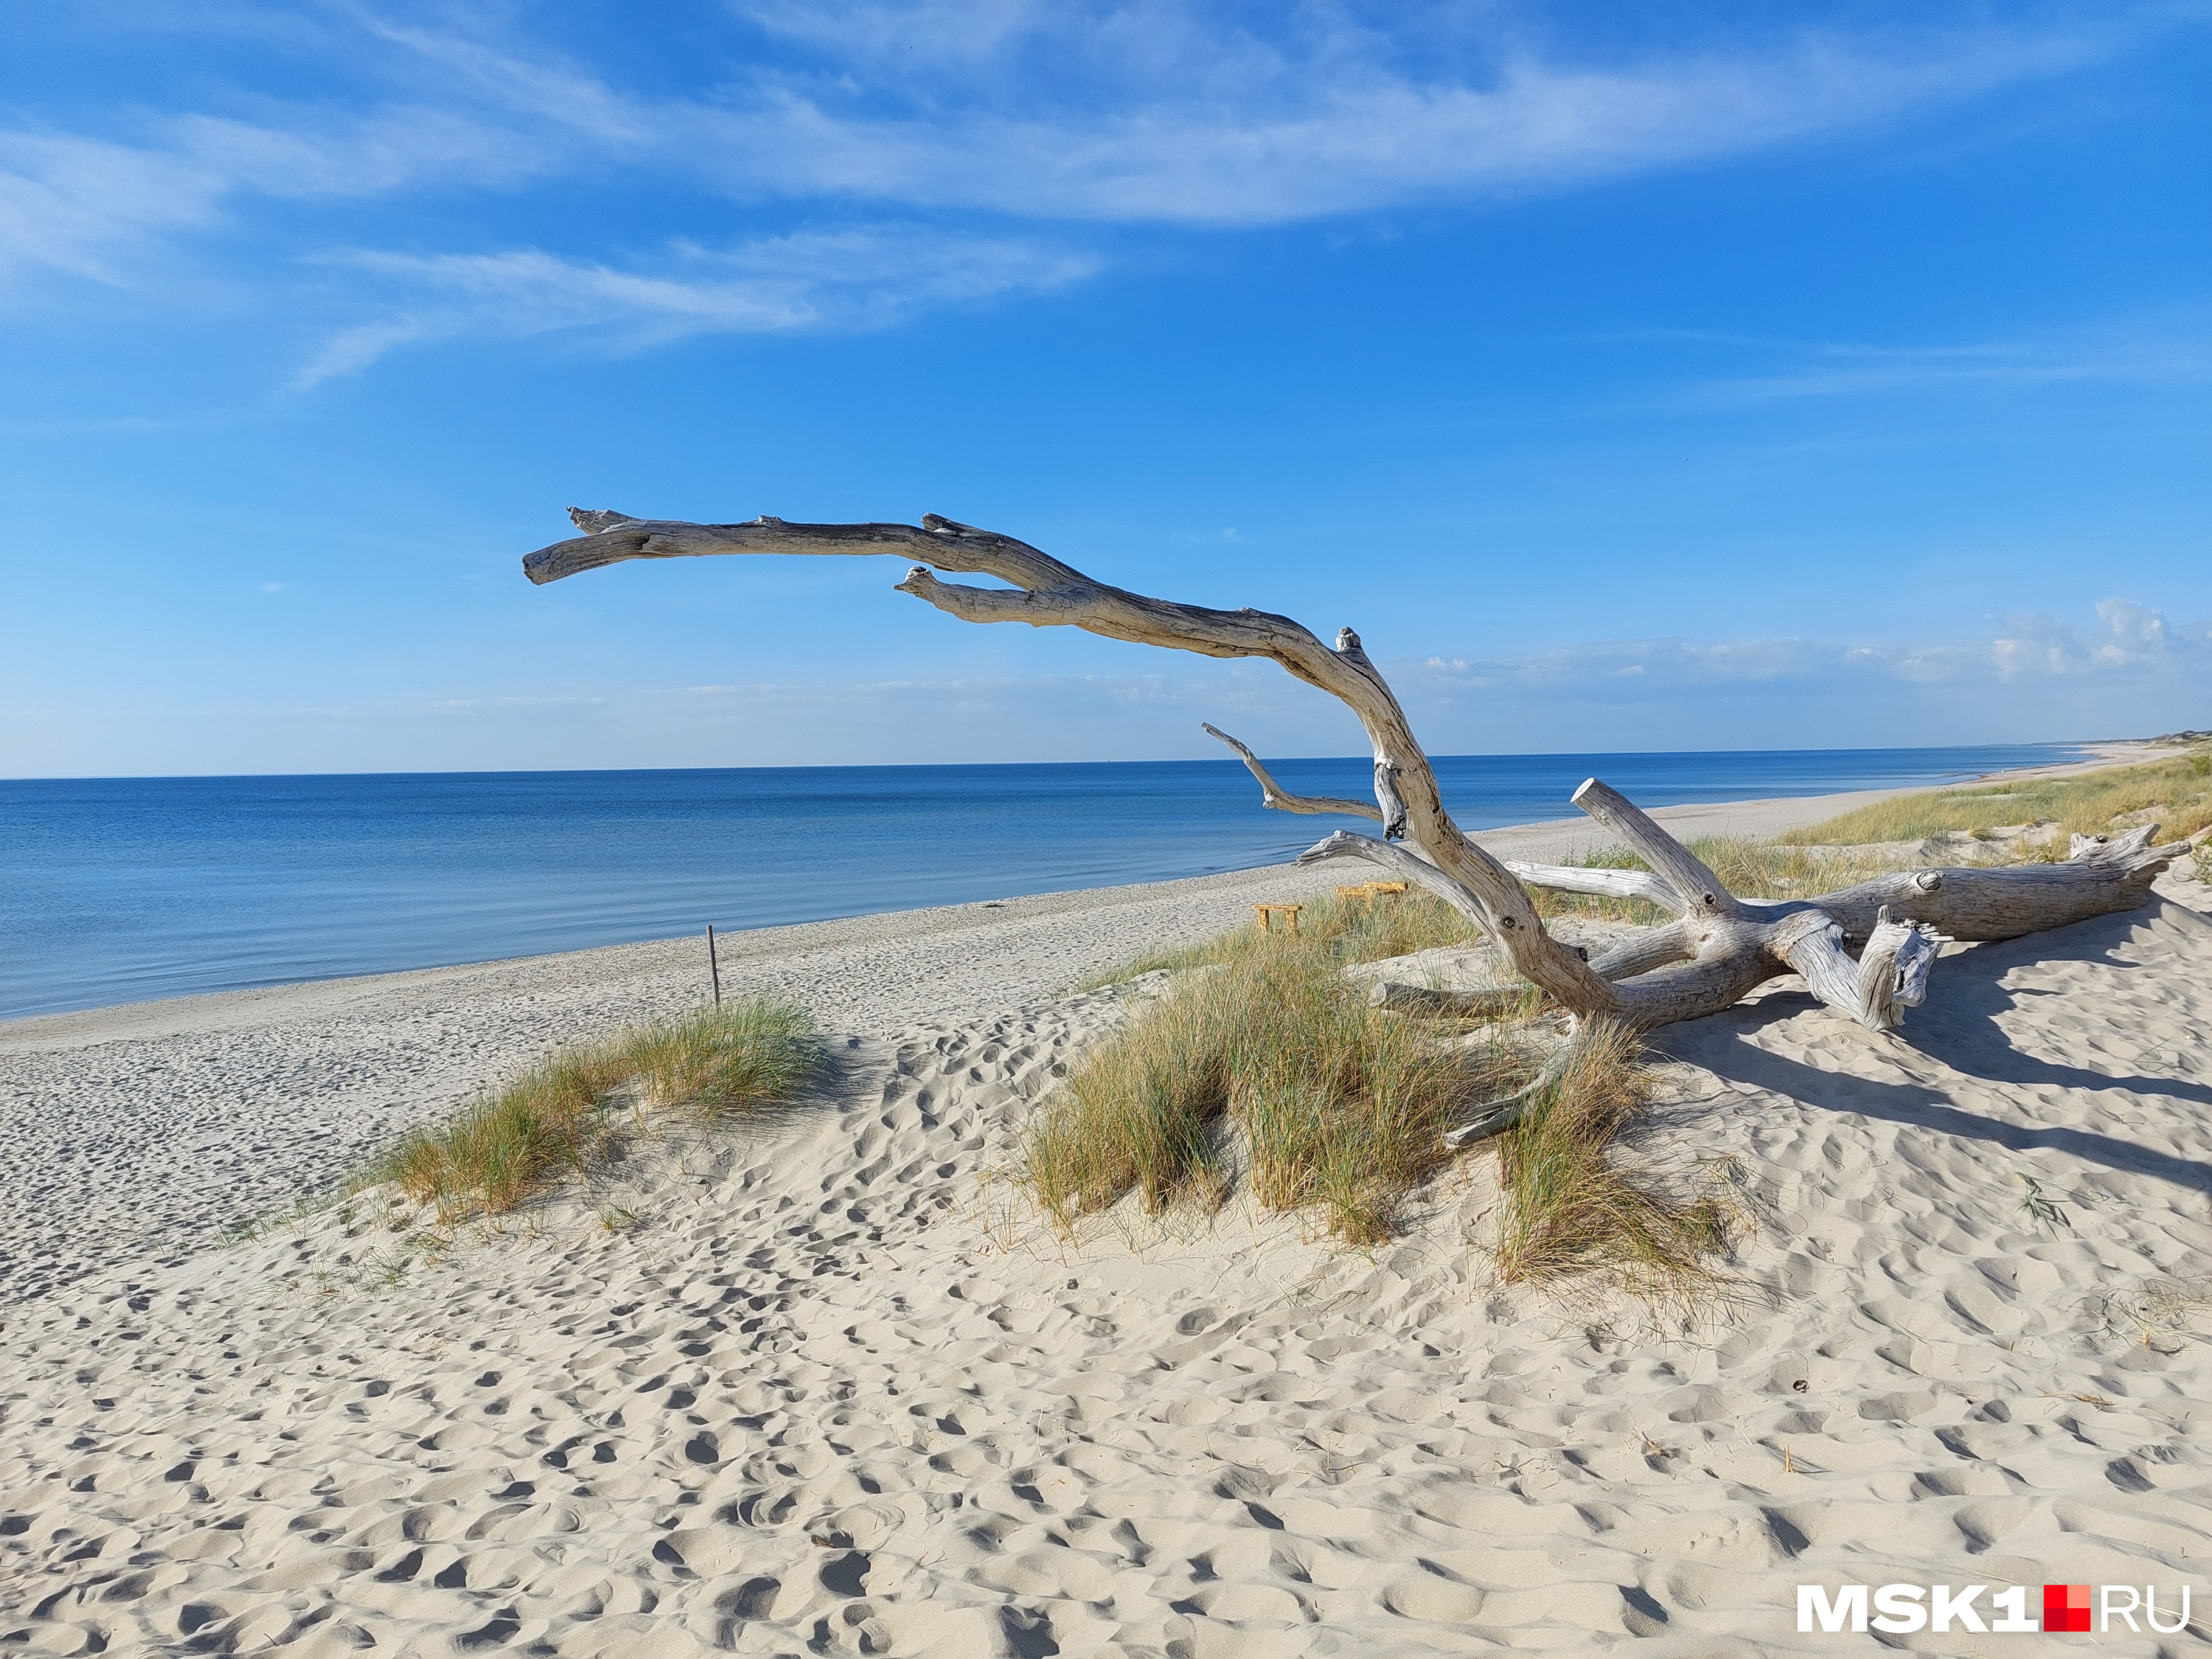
left=372, top=999, right=818, bottom=1223
left=1492, top=1020, right=1735, bottom=1293
left=1030, top=752, right=2212, bottom=1283
left=1034, top=920, right=1525, bottom=1244
left=1074, top=885, right=1481, bottom=992
left=1776, top=749, right=2212, bottom=852
left=1034, top=891, right=1731, bottom=1289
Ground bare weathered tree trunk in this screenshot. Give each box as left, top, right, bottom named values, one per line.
left=521, top=510, right=2188, bottom=1072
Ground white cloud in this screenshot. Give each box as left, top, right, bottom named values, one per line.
left=690, top=24, right=2112, bottom=227
left=0, top=4, right=2160, bottom=312
left=0, top=105, right=571, bottom=294
left=0, top=1, right=2196, bottom=406
left=0, top=132, right=223, bottom=285
left=1689, top=316, right=2212, bottom=403
left=296, top=227, right=1099, bottom=382
left=1413, top=599, right=2212, bottom=698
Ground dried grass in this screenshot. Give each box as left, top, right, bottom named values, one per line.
left=1074, top=886, right=1478, bottom=992
left=1036, top=897, right=1735, bottom=1298
left=1776, top=750, right=2212, bottom=850
left=373, top=1000, right=818, bottom=1222
left=1048, top=856, right=1804, bottom=1289
left=1491, top=1020, right=1736, bottom=1295
left=1033, top=908, right=1526, bottom=1245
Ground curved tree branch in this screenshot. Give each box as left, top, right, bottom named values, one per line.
left=521, top=508, right=2183, bottom=1037
left=1206, top=726, right=1680, bottom=911
left=1295, top=831, right=1492, bottom=930
left=1567, top=779, right=1724, bottom=919
left=1200, top=723, right=1382, bottom=821
left=526, top=507, right=1620, bottom=1015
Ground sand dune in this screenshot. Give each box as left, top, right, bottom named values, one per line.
left=3, top=862, right=2208, bottom=1654
left=0, top=785, right=1941, bottom=1312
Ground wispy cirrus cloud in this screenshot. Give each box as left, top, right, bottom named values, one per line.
left=0, top=104, right=576, bottom=292
left=698, top=12, right=2120, bottom=226
left=1416, top=598, right=2212, bottom=696
left=0, top=1, right=2180, bottom=380
left=1688, top=315, right=2212, bottom=403
left=0, top=132, right=226, bottom=285
left=296, top=227, right=1098, bottom=383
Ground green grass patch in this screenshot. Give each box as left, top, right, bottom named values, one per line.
left=1034, top=921, right=1520, bottom=1244
left=1775, top=751, right=2212, bottom=851
left=1492, top=1020, right=1736, bottom=1295
left=372, top=999, right=819, bottom=1223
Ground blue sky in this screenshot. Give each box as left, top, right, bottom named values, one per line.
left=2, top=1, right=2207, bottom=778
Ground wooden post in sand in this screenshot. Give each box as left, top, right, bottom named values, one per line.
left=706, top=925, right=722, bottom=1008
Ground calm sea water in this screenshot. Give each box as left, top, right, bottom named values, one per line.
left=0, top=745, right=2082, bottom=1020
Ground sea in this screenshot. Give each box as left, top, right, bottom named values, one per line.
left=0, top=745, right=2084, bottom=1021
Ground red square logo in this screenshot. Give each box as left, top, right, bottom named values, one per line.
left=2043, top=1584, right=2092, bottom=1632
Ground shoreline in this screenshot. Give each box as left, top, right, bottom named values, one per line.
left=0, top=744, right=2185, bottom=1310
left=5, top=748, right=2211, bottom=1652
left=0, top=739, right=2168, bottom=1047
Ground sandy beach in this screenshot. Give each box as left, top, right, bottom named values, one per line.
left=15, top=0, right=2208, bottom=1645
left=4, top=755, right=2210, bottom=1655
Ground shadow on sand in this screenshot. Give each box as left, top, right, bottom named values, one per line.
left=1655, top=900, right=2212, bottom=1195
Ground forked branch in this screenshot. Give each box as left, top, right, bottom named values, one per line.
left=1201, top=723, right=1380, bottom=821
left=526, top=507, right=1617, bottom=1015
left=521, top=508, right=2187, bottom=1041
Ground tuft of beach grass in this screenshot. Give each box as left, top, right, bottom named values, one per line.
left=1072, top=885, right=1480, bottom=992
left=1775, top=749, right=2212, bottom=851
left=1034, top=891, right=1515, bottom=1242
left=1491, top=1020, right=1737, bottom=1295
left=372, top=999, right=818, bottom=1223
left=1040, top=891, right=1741, bottom=1293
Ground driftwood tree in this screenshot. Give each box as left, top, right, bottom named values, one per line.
left=523, top=509, right=2185, bottom=1136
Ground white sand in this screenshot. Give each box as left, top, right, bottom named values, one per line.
left=0, top=782, right=1968, bottom=1309
left=4, top=757, right=2209, bottom=1654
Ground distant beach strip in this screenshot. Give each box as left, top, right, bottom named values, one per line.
left=0, top=743, right=2088, bottom=1020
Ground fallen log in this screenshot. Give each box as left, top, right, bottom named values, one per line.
left=521, top=508, right=2188, bottom=1054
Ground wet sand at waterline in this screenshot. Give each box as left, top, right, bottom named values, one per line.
left=4, top=756, right=2210, bottom=1655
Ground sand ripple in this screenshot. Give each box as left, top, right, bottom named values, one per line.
left=3, top=884, right=2210, bottom=1654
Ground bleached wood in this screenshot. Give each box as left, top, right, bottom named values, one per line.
left=1877, top=910, right=1942, bottom=1017
left=1506, top=844, right=2184, bottom=948
left=1441, top=1043, right=1583, bottom=1149
left=1568, top=779, right=1732, bottom=919
left=1743, top=848, right=2182, bottom=946
left=1295, top=832, right=1498, bottom=934
left=1501, top=861, right=1677, bottom=908
left=1771, top=907, right=1938, bottom=1032
left=1367, top=981, right=1528, bottom=1016
left=1209, top=730, right=1672, bottom=904
left=1587, top=923, right=1693, bottom=981
left=2079, top=823, right=2160, bottom=862
left=521, top=507, right=2187, bottom=1038
left=1201, top=723, right=1381, bottom=820
left=526, top=507, right=1618, bottom=1015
